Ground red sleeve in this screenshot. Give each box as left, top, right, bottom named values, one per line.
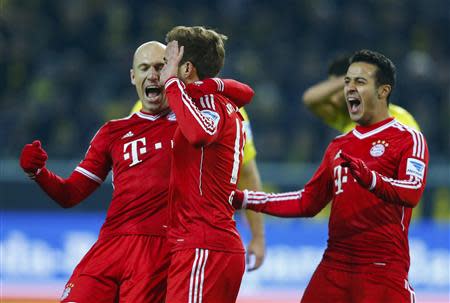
left=165, top=77, right=223, bottom=146
left=186, top=78, right=254, bottom=108
left=35, top=167, right=99, bottom=208
left=34, top=124, right=112, bottom=208
left=370, top=130, right=428, bottom=207
left=234, top=146, right=334, bottom=217
left=75, top=123, right=112, bottom=183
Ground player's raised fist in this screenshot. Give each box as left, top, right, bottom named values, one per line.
left=340, top=151, right=374, bottom=189
left=20, top=140, right=48, bottom=175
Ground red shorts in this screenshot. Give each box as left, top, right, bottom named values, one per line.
left=301, top=261, right=416, bottom=303
left=60, top=235, right=170, bottom=303
left=166, top=248, right=245, bottom=303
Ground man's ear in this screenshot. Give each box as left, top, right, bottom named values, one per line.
left=181, top=61, right=197, bottom=80
left=130, top=69, right=136, bottom=85
left=377, top=84, right=391, bottom=99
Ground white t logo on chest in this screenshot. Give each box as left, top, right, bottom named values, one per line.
left=123, top=137, right=147, bottom=167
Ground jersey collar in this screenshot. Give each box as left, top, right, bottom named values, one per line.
left=136, top=109, right=173, bottom=121
left=353, top=117, right=396, bottom=139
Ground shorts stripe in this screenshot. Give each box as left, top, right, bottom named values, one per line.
left=189, top=248, right=209, bottom=303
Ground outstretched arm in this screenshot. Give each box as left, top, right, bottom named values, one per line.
left=233, top=152, right=334, bottom=217
left=20, top=141, right=99, bottom=208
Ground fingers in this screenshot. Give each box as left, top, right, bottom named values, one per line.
left=178, top=45, right=184, bottom=61
left=246, top=252, right=256, bottom=271
left=340, top=151, right=352, bottom=162
left=248, top=254, right=264, bottom=272
left=32, top=140, right=41, bottom=148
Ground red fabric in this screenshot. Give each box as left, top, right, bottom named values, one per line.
left=19, top=140, right=48, bottom=174
left=166, top=249, right=245, bottom=303
left=76, top=112, right=177, bottom=238
left=35, top=167, right=99, bottom=208
left=241, top=118, right=428, bottom=277
left=164, top=77, right=246, bottom=253
left=232, top=189, right=245, bottom=209
left=301, top=261, right=415, bottom=303
left=60, top=235, right=170, bottom=303
left=186, top=78, right=254, bottom=108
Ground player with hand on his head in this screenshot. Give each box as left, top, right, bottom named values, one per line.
left=131, top=84, right=266, bottom=272
left=233, top=50, right=428, bottom=303
left=159, top=26, right=250, bottom=303
left=19, top=40, right=255, bottom=303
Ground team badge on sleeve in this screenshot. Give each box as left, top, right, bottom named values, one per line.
left=406, top=158, right=426, bottom=180
left=60, top=282, right=74, bottom=300
left=201, top=110, right=221, bottom=128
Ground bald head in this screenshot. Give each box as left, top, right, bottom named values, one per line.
left=133, top=41, right=166, bottom=68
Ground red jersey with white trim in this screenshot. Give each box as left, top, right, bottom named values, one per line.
left=164, top=77, right=246, bottom=253
left=242, top=117, right=428, bottom=276
left=75, top=110, right=178, bottom=238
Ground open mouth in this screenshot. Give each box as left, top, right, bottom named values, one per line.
left=144, top=86, right=162, bottom=101
left=347, top=97, right=361, bottom=113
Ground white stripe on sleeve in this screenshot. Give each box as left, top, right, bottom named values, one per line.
left=75, top=167, right=103, bottom=184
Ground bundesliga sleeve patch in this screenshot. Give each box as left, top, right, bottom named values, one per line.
left=201, top=110, right=221, bottom=128
left=406, top=158, right=426, bottom=180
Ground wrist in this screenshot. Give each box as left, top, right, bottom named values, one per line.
left=164, top=76, right=180, bottom=90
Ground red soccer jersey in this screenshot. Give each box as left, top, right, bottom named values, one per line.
left=75, top=110, right=178, bottom=238
left=164, top=77, right=246, bottom=253
left=241, top=117, right=428, bottom=276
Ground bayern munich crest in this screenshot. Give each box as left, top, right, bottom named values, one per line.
left=370, top=140, right=389, bottom=157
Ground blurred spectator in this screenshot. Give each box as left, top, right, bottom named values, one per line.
left=2, top=0, right=449, bottom=217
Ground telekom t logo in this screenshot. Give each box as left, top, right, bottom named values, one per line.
left=123, top=137, right=147, bottom=167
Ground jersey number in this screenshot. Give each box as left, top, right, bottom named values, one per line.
left=230, top=118, right=245, bottom=184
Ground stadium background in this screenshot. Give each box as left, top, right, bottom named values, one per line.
left=1, top=0, right=449, bottom=302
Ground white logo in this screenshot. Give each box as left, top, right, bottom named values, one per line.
left=123, top=137, right=147, bottom=167
left=333, top=165, right=348, bottom=195
left=121, top=131, right=134, bottom=139
left=406, top=158, right=426, bottom=180
left=334, top=149, right=342, bottom=160
left=370, top=140, right=388, bottom=157
left=201, top=110, right=220, bottom=128
left=167, top=112, right=177, bottom=121
left=370, top=144, right=385, bottom=157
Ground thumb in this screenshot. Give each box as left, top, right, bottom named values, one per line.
left=32, top=140, right=42, bottom=148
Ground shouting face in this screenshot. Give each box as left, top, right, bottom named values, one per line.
left=130, top=42, right=168, bottom=114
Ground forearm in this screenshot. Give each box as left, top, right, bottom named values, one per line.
left=234, top=189, right=316, bottom=218
left=35, top=168, right=99, bottom=208
left=165, top=77, right=217, bottom=146
left=371, top=173, right=424, bottom=207
left=238, top=159, right=265, bottom=237
left=302, top=77, right=344, bottom=107
left=221, top=79, right=254, bottom=106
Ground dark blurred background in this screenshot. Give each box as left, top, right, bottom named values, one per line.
left=1, top=0, right=449, bottom=218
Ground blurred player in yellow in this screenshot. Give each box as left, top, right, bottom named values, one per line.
left=303, top=54, right=420, bottom=132
left=131, top=88, right=265, bottom=271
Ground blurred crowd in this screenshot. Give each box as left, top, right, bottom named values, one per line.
left=1, top=0, right=449, bottom=215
